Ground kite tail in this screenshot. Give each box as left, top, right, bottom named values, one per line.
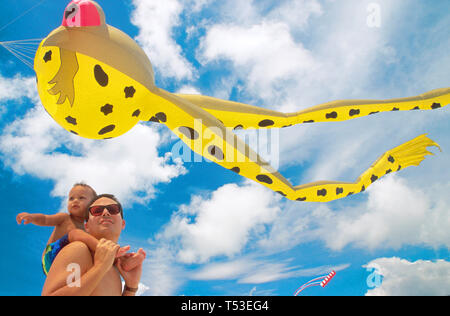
left=291, top=88, right=450, bottom=125
left=175, top=88, right=449, bottom=130
left=288, top=134, right=440, bottom=202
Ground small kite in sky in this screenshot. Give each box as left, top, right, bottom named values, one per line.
left=294, top=270, right=336, bottom=295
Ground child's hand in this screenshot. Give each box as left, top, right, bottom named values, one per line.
left=118, top=248, right=146, bottom=272
left=116, top=245, right=131, bottom=258
left=16, top=212, right=33, bottom=225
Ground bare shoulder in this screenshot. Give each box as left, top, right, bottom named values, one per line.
left=57, top=241, right=92, bottom=265
left=42, top=241, right=93, bottom=295
left=46, top=241, right=93, bottom=278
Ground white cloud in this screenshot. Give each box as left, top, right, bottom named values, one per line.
left=327, top=178, right=417, bottom=249
left=0, top=74, right=38, bottom=119
left=131, top=0, right=194, bottom=80
left=139, top=247, right=186, bottom=296
left=142, top=182, right=281, bottom=293
left=0, top=74, right=37, bottom=102
left=191, top=257, right=349, bottom=285
left=321, top=175, right=450, bottom=251
left=176, top=85, right=201, bottom=95
left=365, top=257, right=450, bottom=296
left=266, top=0, right=323, bottom=31
left=196, top=0, right=408, bottom=109
left=259, top=173, right=450, bottom=254
left=0, top=76, right=186, bottom=208
left=199, top=21, right=319, bottom=104
left=157, top=181, right=281, bottom=264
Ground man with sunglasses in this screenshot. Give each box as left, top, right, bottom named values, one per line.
left=42, top=194, right=145, bottom=296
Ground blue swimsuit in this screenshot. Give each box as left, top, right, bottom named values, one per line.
left=42, top=234, right=70, bottom=276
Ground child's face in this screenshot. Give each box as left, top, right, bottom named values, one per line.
left=68, top=185, right=95, bottom=218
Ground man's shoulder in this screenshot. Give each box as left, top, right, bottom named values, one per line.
left=55, top=241, right=93, bottom=266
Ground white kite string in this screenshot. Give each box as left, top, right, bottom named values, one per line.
left=0, top=0, right=48, bottom=68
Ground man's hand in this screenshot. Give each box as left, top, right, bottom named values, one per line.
left=94, top=239, right=120, bottom=271
left=16, top=212, right=34, bottom=225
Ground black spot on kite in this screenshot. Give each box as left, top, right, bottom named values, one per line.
left=397, top=165, right=402, bottom=171
left=149, top=112, right=167, bottom=123
left=347, top=192, right=354, bottom=196
left=336, top=187, right=344, bottom=195
left=98, top=125, right=115, bottom=135
left=208, top=145, right=224, bottom=160
left=388, top=155, right=395, bottom=163
left=70, top=130, right=78, bottom=135
left=326, top=111, right=338, bottom=119
left=94, top=65, right=108, bottom=87
left=349, top=109, right=360, bottom=116
left=317, top=189, right=327, bottom=197
left=155, top=112, right=167, bottom=123
left=296, top=197, right=307, bottom=201
left=124, top=86, right=136, bottom=98
left=234, top=125, right=244, bottom=130
left=276, top=191, right=287, bottom=197
left=230, top=167, right=240, bottom=174
left=65, top=116, right=77, bottom=125
left=43, top=50, right=52, bottom=63
left=179, top=126, right=199, bottom=140
left=431, top=103, right=441, bottom=109
left=411, top=106, right=420, bottom=110
left=371, top=174, right=379, bottom=183
left=385, top=169, right=392, bottom=174
left=256, top=174, right=273, bottom=185
left=392, top=107, right=399, bottom=111
left=369, top=111, right=379, bottom=115
left=303, top=120, right=315, bottom=123
left=361, top=185, right=365, bottom=192
left=259, top=119, right=275, bottom=127
left=132, top=109, right=141, bottom=117
left=101, top=104, right=113, bottom=116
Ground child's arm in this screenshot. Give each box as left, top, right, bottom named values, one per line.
left=68, top=229, right=130, bottom=258
left=16, top=212, right=68, bottom=227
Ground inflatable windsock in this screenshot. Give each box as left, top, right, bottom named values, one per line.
left=35, top=0, right=449, bottom=201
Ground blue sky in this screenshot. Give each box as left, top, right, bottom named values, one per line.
left=0, top=0, right=449, bottom=296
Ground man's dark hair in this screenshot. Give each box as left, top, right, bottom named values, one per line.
left=85, top=193, right=123, bottom=222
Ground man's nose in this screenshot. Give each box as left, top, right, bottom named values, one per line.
left=101, top=207, right=111, bottom=216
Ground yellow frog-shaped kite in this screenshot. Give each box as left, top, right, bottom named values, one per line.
left=34, top=0, right=449, bottom=202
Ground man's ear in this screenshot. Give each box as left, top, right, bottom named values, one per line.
left=121, top=219, right=125, bottom=230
